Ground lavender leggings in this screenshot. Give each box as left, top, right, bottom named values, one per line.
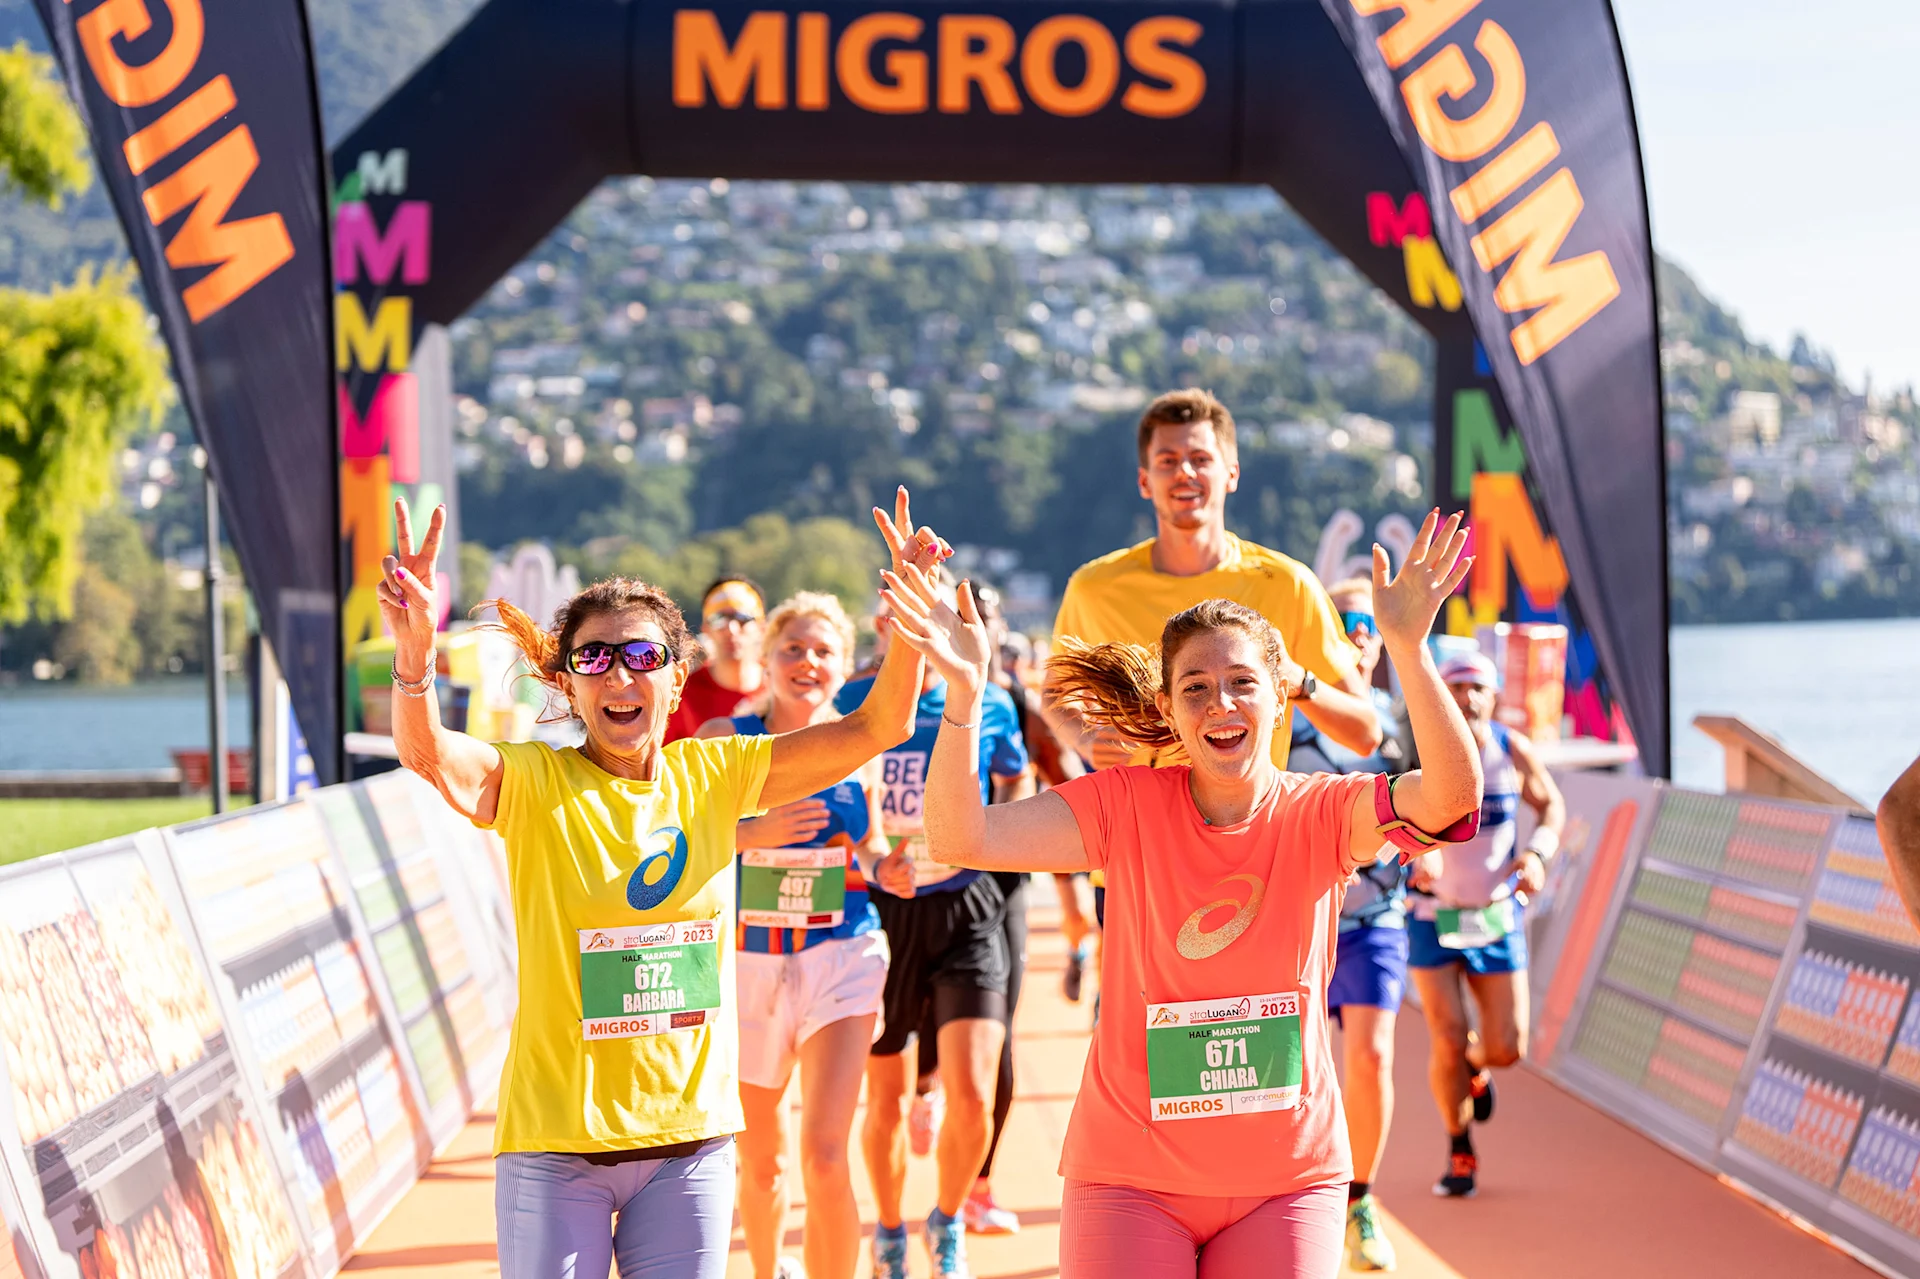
left=1061, top=1179, right=1347, bottom=1279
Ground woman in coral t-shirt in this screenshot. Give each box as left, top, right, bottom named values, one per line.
left=875, top=511, right=1484, bottom=1278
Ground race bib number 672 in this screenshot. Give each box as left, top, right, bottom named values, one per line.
left=578, top=920, right=722, bottom=1040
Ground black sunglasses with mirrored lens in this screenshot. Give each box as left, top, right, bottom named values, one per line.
left=566, top=639, right=672, bottom=676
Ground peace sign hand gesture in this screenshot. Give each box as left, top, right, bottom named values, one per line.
left=1372, top=508, right=1472, bottom=652
left=871, top=485, right=951, bottom=584
left=375, top=498, right=445, bottom=668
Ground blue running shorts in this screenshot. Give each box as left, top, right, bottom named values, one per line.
left=1407, top=903, right=1529, bottom=974
left=1328, top=923, right=1410, bottom=1021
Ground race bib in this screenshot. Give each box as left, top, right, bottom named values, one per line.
left=1435, top=899, right=1516, bottom=950
left=1145, top=991, right=1303, bottom=1121
left=892, top=834, right=959, bottom=888
left=578, top=920, right=722, bottom=1040
left=739, top=848, right=847, bottom=928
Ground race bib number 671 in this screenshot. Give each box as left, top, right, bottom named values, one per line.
left=1145, top=991, right=1303, bottom=1121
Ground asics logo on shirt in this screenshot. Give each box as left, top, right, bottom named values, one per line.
left=1176, top=874, right=1265, bottom=960
left=627, top=826, right=690, bottom=910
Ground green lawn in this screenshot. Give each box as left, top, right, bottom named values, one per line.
left=0, top=797, right=242, bottom=866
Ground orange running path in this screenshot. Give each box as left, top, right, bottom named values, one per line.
left=341, top=897, right=1872, bottom=1279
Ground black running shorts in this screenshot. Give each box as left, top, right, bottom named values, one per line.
left=870, top=874, right=1010, bottom=1056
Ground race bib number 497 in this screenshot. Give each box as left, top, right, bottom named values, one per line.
left=1145, top=991, right=1303, bottom=1121
left=578, top=920, right=722, bottom=1040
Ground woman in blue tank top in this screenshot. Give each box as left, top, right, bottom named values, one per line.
left=697, top=593, right=915, bottom=1279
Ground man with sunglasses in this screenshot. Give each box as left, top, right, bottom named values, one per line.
left=666, top=577, right=768, bottom=742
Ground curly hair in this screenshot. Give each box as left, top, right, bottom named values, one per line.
left=1045, top=599, right=1288, bottom=750
left=480, top=577, right=698, bottom=714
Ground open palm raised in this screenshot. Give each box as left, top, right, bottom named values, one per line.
left=1372, top=508, right=1472, bottom=650
left=878, top=562, right=992, bottom=696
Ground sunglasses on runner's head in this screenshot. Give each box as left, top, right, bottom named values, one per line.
left=565, top=639, right=673, bottom=676
left=703, top=609, right=761, bottom=629
left=1342, top=611, right=1377, bottom=639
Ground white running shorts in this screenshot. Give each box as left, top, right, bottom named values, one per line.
left=736, top=931, right=890, bottom=1090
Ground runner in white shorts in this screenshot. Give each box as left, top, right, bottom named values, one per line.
left=699, top=593, right=915, bottom=1279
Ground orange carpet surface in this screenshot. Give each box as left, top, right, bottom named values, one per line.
left=341, top=899, right=1872, bottom=1279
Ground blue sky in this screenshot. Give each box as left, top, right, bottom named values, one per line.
left=1612, top=0, right=1920, bottom=390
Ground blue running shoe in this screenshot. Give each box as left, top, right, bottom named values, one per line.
left=925, top=1207, right=971, bottom=1278
left=872, top=1223, right=908, bottom=1279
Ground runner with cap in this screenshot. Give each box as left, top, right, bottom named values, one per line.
left=695, top=592, right=915, bottom=1279
left=880, top=510, right=1483, bottom=1279
left=666, top=577, right=768, bottom=741
left=1407, top=648, right=1566, bottom=1199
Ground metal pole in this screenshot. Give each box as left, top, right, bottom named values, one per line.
left=204, top=466, right=229, bottom=814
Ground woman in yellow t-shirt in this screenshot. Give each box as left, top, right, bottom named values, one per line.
left=373, top=489, right=949, bottom=1279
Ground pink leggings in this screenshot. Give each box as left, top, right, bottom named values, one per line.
left=1061, top=1179, right=1346, bottom=1279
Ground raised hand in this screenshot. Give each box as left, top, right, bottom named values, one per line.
left=879, top=563, right=991, bottom=697
left=871, top=485, right=951, bottom=583
left=1372, top=509, right=1471, bottom=651
left=375, top=498, right=445, bottom=663
left=738, top=799, right=832, bottom=848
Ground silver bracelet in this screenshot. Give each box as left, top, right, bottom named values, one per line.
left=392, top=655, right=438, bottom=698
left=941, top=710, right=978, bottom=730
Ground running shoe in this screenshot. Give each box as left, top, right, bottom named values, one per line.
left=872, top=1224, right=908, bottom=1279
left=1063, top=940, right=1091, bottom=1002
left=1345, top=1194, right=1397, bottom=1271
left=1433, top=1152, right=1478, bottom=1198
left=909, top=1087, right=945, bottom=1158
left=1470, top=1070, right=1496, bottom=1123
left=772, top=1259, right=807, bottom=1279
left=925, top=1207, right=972, bottom=1278
left=963, top=1187, right=1020, bottom=1235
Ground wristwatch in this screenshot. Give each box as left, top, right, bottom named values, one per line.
left=1296, top=670, right=1317, bottom=701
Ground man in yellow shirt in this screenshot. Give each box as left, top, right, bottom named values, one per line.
left=1046, top=388, right=1384, bottom=769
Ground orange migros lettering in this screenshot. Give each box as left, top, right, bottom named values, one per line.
left=1349, top=0, right=1619, bottom=360
left=938, top=15, right=1020, bottom=114
left=1469, top=170, right=1620, bottom=365
left=1122, top=17, right=1205, bottom=118
left=1022, top=15, right=1119, bottom=117
left=673, top=9, right=787, bottom=107
left=1400, top=21, right=1523, bottom=162
left=78, top=0, right=204, bottom=107
left=837, top=12, right=927, bottom=113
left=1347, top=0, right=1477, bottom=70
left=670, top=10, right=1205, bottom=118
left=140, top=127, right=294, bottom=323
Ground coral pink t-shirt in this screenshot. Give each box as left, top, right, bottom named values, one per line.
left=1055, top=764, right=1375, bottom=1197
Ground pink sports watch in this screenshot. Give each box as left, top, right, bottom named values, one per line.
left=1372, top=772, right=1480, bottom=863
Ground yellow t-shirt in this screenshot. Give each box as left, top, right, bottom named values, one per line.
left=479, top=735, right=772, bottom=1153
left=1051, top=534, right=1359, bottom=770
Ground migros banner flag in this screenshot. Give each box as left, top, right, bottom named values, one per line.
left=669, top=8, right=1208, bottom=118
left=1320, top=0, right=1669, bottom=775
left=35, top=0, right=342, bottom=782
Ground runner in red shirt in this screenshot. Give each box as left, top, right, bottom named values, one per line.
left=666, top=577, right=768, bottom=741
left=875, top=510, right=1483, bottom=1278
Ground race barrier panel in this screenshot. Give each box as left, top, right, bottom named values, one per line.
left=0, top=773, right=515, bottom=1279
left=1530, top=772, right=1920, bottom=1279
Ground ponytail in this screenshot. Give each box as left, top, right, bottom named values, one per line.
left=1045, top=637, right=1178, bottom=750
left=481, top=597, right=565, bottom=693
left=1044, top=598, right=1290, bottom=755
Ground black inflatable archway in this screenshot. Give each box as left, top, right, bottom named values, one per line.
left=333, top=0, right=1668, bottom=774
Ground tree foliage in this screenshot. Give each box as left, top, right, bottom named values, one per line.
left=0, top=43, right=172, bottom=625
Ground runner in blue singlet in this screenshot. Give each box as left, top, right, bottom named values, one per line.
left=696, top=593, right=914, bottom=1279
left=1406, top=650, right=1565, bottom=1200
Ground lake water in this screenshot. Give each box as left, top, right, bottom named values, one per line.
left=0, top=678, right=251, bottom=771
left=0, top=622, right=1915, bottom=802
